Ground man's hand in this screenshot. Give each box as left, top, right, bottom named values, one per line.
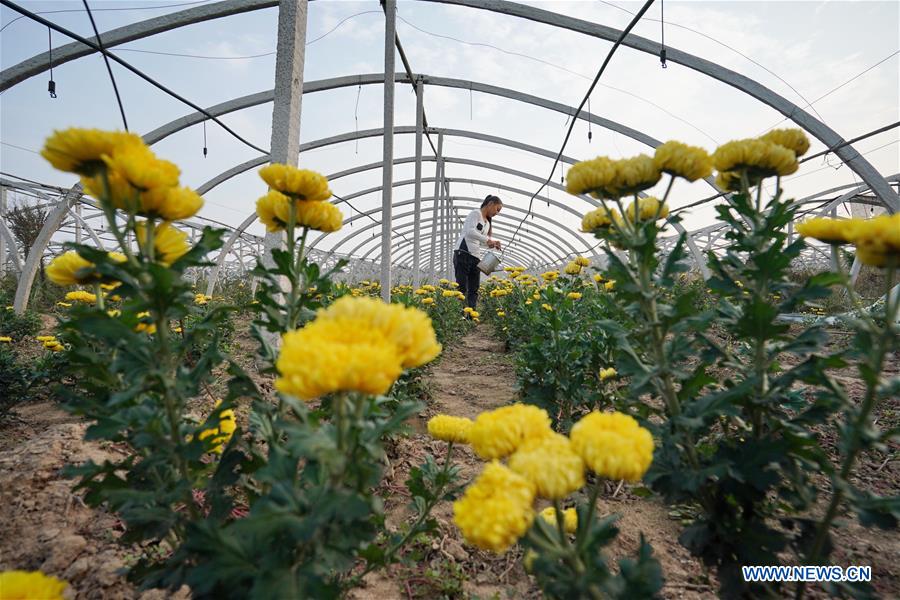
left=490, top=240, right=502, bottom=250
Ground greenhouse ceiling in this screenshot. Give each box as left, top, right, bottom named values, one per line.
left=1, top=0, right=898, bottom=280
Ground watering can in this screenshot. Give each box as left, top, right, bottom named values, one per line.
left=477, top=250, right=501, bottom=274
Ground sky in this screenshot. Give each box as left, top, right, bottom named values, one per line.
left=1, top=0, right=898, bottom=269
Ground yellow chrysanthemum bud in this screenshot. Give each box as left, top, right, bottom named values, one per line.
left=599, top=367, right=617, bottom=381
left=65, top=290, right=97, bottom=304
left=135, top=222, right=190, bottom=266
left=653, top=141, right=713, bottom=182
left=581, top=206, right=624, bottom=233
left=604, top=280, right=616, bottom=291
left=41, top=128, right=143, bottom=175
left=468, top=404, right=553, bottom=460
left=567, top=292, right=582, bottom=300
left=759, top=128, right=810, bottom=157
left=259, top=164, right=331, bottom=201
left=539, top=506, right=578, bottom=534
left=624, top=196, right=669, bottom=223
left=508, top=434, right=585, bottom=499
left=453, top=462, right=536, bottom=553
left=574, top=256, right=591, bottom=267
left=0, top=570, right=68, bottom=600
left=570, top=412, right=654, bottom=482
left=427, top=414, right=474, bottom=443
left=541, top=303, right=553, bottom=312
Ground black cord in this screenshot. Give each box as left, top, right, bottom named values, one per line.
left=659, top=0, right=667, bottom=68
left=1, top=0, right=267, bottom=155
left=82, top=0, right=128, bottom=130
left=505, top=0, right=657, bottom=252
left=47, top=27, right=56, bottom=98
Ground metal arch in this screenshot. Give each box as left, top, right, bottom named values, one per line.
left=320, top=197, right=584, bottom=260
left=429, top=0, right=898, bottom=211
left=309, top=178, right=591, bottom=251
left=332, top=210, right=569, bottom=268
left=195, top=124, right=587, bottom=196
left=0, top=216, right=23, bottom=273
left=1, top=0, right=279, bottom=91
left=13, top=184, right=83, bottom=312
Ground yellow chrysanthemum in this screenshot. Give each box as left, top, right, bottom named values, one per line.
left=759, top=128, right=810, bottom=157
left=0, top=570, right=68, bottom=600
left=65, top=290, right=97, bottom=304
left=539, top=506, right=578, bottom=534
left=256, top=190, right=291, bottom=232
left=541, top=303, right=553, bottom=312
left=140, top=186, right=204, bottom=221
left=317, top=296, right=441, bottom=369
left=0, top=336, right=12, bottom=343
left=712, top=139, right=799, bottom=179
left=468, top=404, right=553, bottom=460
left=295, top=199, right=343, bottom=232
left=102, top=142, right=180, bottom=192
left=565, top=156, right=617, bottom=198
left=508, top=434, right=585, bottom=499
left=198, top=400, right=237, bottom=454
left=599, top=367, right=617, bottom=381
left=276, top=297, right=440, bottom=400
left=541, top=271, right=559, bottom=282
left=497, top=310, right=506, bottom=317
left=414, top=288, right=429, bottom=295
left=135, top=222, right=190, bottom=266
left=453, top=462, right=536, bottom=553
left=624, top=196, right=669, bottom=223
left=259, top=164, right=331, bottom=201
left=564, top=261, right=582, bottom=275
left=570, top=412, right=654, bottom=482
left=35, top=335, right=56, bottom=342
left=581, top=206, right=623, bottom=233
left=653, top=141, right=713, bottom=182
left=574, top=256, right=590, bottom=267
left=613, top=154, right=661, bottom=196
left=41, top=128, right=143, bottom=175
left=795, top=218, right=857, bottom=245
left=135, top=311, right=157, bottom=335
left=45, top=251, right=95, bottom=286
left=593, top=273, right=604, bottom=283
left=427, top=414, right=474, bottom=443
left=567, top=292, right=582, bottom=300
left=422, top=297, right=435, bottom=305
left=604, top=280, right=616, bottom=291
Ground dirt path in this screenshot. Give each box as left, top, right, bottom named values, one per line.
left=359, top=324, right=715, bottom=599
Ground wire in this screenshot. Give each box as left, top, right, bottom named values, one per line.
left=799, top=120, right=899, bottom=164
left=597, top=0, right=826, bottom=124
left=1, top=141, right=40, bottom=154
left=1, top=0, right=267, bottom=155
left=506, top=0, right=658, bottom=252
left=82, top=0, right=129, bottom=130
left=759, top=51, right=900, bottom=135
left=395, top=13, right=717, bottom=144
left=0, top=0, right=213, bottom=33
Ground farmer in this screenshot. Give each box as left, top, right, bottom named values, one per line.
left=453, top=195, right=502, bottom=310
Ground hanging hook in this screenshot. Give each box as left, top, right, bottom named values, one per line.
left=587, top=97, right=592, bottom=142
left=660, top=0, right=668, bottom=69
left=202, top=120, right=208, bottom=157
left=47, top=27, right=57, bottom=98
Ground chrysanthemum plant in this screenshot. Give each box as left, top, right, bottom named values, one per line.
left=40, top=130, right=460, bottom=598
left=570, top=133, right=898, bottom=597
left=430, top=406, right=663, bottom=599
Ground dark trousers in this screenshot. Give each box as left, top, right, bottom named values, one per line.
left=453, top=248, right=480, bottom=310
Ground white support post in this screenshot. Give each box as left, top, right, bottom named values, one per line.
left=261, top=0, right=308, bottom=318
left=412, top=76, right=424, bottom=288
left=430, top=132, right=443, bottom=282
left=380, top=0, right=396, bottom=302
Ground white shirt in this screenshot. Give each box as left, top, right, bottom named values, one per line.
left=454, top=209, right=491, bottom=259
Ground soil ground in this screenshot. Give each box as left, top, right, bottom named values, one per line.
left=1, top=322, right=897, bottom=599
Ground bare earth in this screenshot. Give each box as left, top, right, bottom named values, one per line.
left=2, top=323, right=896, bottom=598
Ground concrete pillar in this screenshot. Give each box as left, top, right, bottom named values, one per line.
left=380, top=0, right=396, bottom=302
left=412, top=76, right=424, bottom=288
left=261, top=0, right=308, bottom=283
